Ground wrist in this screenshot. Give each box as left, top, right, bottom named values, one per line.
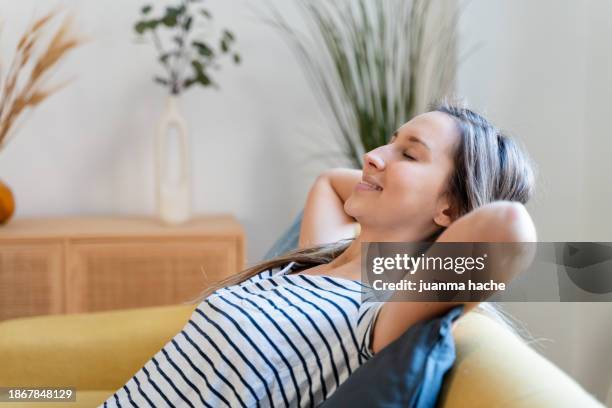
left=323, top=168, right=363, bottom=204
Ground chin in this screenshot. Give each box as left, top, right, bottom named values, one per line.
left=343, top=198, right=360, bottom=218
left=344, top=204, right=371, bottom=225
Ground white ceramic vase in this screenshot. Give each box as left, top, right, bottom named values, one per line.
left=155, top=95, right=192, bottom=225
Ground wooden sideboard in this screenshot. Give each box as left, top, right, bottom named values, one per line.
left=0, top=214, right=245, bottom=321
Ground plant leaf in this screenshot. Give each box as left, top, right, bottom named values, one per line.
left=191, top=59, right=204, bottom=73
left=135, top=19, right=158, bottom=34
left=166, top=6, right=181, bottom=17
left=154, top=76, right=169, bottom=86
left=197, top=72, right=211, bottom=86
left=162, top=14, right=178, bottom=27
left=223, top=30, right=235, bottom=42
left=220, top=38, right=228, bottom=53
left=141, top=5, right=152, bottom=14
left=162, top=6, right=181, bottom=27
left=190, top=60, right=212, bottom=86
left=233, top=53, right=241, bottom=64
left=183, top=16, right=193, bottom=31
left=134, top=21, right=148, bottom=34
left=159, top=53, right=171, bottom=64
left=192, top=40, right=213, bottom=57
left=183, top=77, right=197, bottom=88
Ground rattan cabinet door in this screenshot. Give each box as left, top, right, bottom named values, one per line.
left=66, top=239, right=239, bottom=313
left=0, top=242, right=63, bottom=320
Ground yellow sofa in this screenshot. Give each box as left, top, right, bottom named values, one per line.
left=0, top=304, right=605, bottom=408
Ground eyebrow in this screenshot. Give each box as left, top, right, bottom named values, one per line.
left=392, top=130, right=431, bottom=151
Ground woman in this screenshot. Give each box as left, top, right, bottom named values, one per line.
left=102, top=100, right=537, bottom=407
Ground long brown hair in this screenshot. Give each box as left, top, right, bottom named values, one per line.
left=189, top=98, right=536, bottom=334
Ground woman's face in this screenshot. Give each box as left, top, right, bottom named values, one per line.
left=344, top=111, right=461, bottom=238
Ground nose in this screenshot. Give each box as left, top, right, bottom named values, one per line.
left=363, top=149, right=385, bottom=171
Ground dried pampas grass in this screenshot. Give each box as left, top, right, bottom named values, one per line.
left=0, top=10, right=82, bottom=151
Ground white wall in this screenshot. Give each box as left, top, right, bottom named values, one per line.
left=0, top=0, right=337, bottom=266
left=0, top=0, right=611, bottom=404
left=578, top=1, right=612, bottom=404
left=458, top=0, right=612, bottom=404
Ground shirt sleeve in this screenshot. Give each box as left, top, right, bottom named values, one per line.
left=355, top=301, right=385, bottom=359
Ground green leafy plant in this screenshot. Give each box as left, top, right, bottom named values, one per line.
left=268, top=0, right=460, bottom=168
left=134, top=0, right=240, bottom=95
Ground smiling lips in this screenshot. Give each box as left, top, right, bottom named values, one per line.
left=355, top=181, right=383, bottom=192
left=358, top=175, right=383, bottom=191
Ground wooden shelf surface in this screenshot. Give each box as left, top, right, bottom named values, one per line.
left=0, top=214, right=243, bottom=240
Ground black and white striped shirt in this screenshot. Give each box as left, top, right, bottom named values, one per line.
left=101, top=261, right=384, bottom=407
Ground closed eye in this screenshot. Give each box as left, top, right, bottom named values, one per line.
left=391, top=133, right=418, bottom=160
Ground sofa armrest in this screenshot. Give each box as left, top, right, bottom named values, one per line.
left=0, top=304, right=196, bottom=391
left=439, top=312, right=604, bottom=408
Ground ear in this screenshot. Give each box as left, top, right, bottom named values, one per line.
left=433, top=194, right=455, bottom=227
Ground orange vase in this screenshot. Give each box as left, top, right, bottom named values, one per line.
left=0, top=179, right=15, bottom=224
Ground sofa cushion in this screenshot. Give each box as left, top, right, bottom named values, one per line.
left=263, top=209, right=303, bottom=260
left=320, top=305, right=463, bottom=408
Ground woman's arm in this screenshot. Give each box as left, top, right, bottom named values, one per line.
left=298, top=168, right=362, bottom=249
left=371, top=201, right=537, bottom=354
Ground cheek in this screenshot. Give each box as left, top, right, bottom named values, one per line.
left=385, top=166, right=447, bottom=205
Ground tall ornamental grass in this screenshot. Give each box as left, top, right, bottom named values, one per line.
left=269, top=0, right=460, bottom=168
